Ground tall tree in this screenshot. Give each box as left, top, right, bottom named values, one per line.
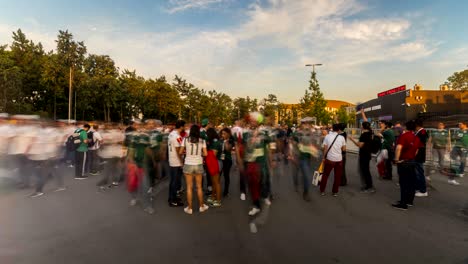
left=445, top=69, right=468, bottom=91
left=300, top=70, right=329, bottom=125
left=56, top=30, right=87, bottom=121
left=260, top=94, right=279, bottom=122
left=0, top=45, right=22, bottom=113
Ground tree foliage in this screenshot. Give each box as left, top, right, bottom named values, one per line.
left=300, top=70, right=330, bottom=125
left=445, top=69, right=468, bottom=91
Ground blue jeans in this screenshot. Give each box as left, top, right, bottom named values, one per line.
left=415, top=162, right=426, bottom=193
left=451, top=147, right=466, bottom=174
left=299, top=159, right=312, bottom=193
left=169, top=166, right=182, bottom=203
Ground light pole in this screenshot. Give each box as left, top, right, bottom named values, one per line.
left=305, top=63, right=323, bottom=74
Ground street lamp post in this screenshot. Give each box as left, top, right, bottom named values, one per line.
left=305, top=63, right=323, bottom=74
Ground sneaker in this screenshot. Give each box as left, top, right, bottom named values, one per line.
left=456, top=173, right=464, bottom=178
left=112, top=182, right=119, bottom=186
left=448, top=179, right=461, bottom=185
left=206, top=196, right=214, bottom=204
left=320, top=192, right=326, bottom=196
left=184, top=207, right=193, bottom=215
left=144, top=207, right=155, bottom=214
left=249, top=222, right=258, bottom=234
left=169, top=201, right=184, bottom=207
left=415, top=191, right=428, bottom=197
left=248, top=207, right=261, bottom=216
left=211, top=200, right=222, bottom=207
left=368, top=188, right=376, bottom=193
left=199, top=204, right=209, bottom=213
left=68, top=164, right=74, bottom=168
left=90, top=172, right=99, bottom=176
left=240, top=193, right=246, bottom=201
left=407, top=203, right=414, bottom=207
left=332, top=193, right=338, bottom=197
left=147, top=187, right=153, bottom=194
left=54, top=187, right=66, bottom=192
left=392, top=203, right=408, bottom=211
left=30, top=192, right=44, bottom=198
left=130, top=199, right=137, bottom=206
left=264, top=198, right=272, bottom=206
left=74, top=176, right=88, bottom=180
left=98, top=186, right=107, bottom=191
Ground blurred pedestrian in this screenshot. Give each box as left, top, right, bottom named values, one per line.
left=414, top=119, right=428, bottom=197
left=319, top=124, right=346, bottom=196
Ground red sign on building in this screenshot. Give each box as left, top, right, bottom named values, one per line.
left=377, top=85, right=406, bottom=97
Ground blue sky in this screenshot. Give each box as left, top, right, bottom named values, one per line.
left=0, top=0, right=467, bottom=104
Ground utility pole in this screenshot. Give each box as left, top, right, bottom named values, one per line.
left=68, top=66, right=72, bottom=123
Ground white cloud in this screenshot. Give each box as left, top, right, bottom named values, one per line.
left=166, top=0, right=229, bottom=13
left=0, top=0, right=445, bottom=103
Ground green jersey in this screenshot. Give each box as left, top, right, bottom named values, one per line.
left=453, top=129, right=468, bottom=148
left=76, top=129, right=89, bottom=152
left=128, top=131, right=150, bottom=168
left=243, top=130, right=271, bottom=163
left=431, top=129, right=448, bottom=149
left=381, top=129, right=395, bottom=151
left=293, top=129, right=317, bottom=159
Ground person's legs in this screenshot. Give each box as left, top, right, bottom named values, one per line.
left=168, top=166, right=179, bottom=203
left=397, top=164, right=408, bottom=205
left=384, top=150, right=394, bottom=179
left=460, top=150, right=467, bottom=174
left=75, top=151, right=85, bottom=178
left=415, top=162, right=427, bottom=193
left=211, top=173, right=221, bottom=202
left=341, top=153, right=347, bottom=185
left=299, top=159, right=311, bottom=194
left=247, top=162, right=261, bottom=207
left=185, top=173, right=194, bottom=209
left=195, top=173, right=204, bottom=208
left=359, top=156, right=373, bottom=189
left=240, top=162, right=247, bottom=195
left=332, top=161, right=343, bottom=194
left=222, top=159, right=232, bottom=196
left=319, top=160, right=334, bottom=193
left=34, top=161, right=45, bottom=193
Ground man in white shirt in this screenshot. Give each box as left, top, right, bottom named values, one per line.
left=319, top=123, right=346, bottom=196
left=167, top=120, right=185, bottom=207
left=88, top=124, right=103, bottom=175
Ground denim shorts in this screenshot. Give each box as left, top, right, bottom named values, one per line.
left=183, top=164, right=204, bottom=174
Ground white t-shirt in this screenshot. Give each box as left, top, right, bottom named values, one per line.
left=99, top=129, right=125, bottom=158
left=89, top=130, right=103, bottom=150
left=182, top=137, right=206, bottom=165
left=168, top=130, right=183, bottom=167
left=322, top=132, right=346, bottom=162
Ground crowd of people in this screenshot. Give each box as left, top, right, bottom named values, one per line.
left=0, top=111, right=467, bottom=232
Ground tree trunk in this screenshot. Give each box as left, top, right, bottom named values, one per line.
left=103, top=103, right=107, bottom=122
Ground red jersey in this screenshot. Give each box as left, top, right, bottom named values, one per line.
left=397, top=131, right=421, bottom=161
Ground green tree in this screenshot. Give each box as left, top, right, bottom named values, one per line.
left=300, top=70, right=329, bottom=125
left=0, top=45, right=22, bottom=113
left=41, top=53, right=67, bottom=119
left=56, top=30, right=87, bottom=121
left=260, top=94, right=279, bottom=122
left=336, top=106, right=349, bottom=125
left=445, top=69, right=468, bottom=91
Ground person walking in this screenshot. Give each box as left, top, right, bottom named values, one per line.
left=450, top=121, right=468, bottom=182
left=338, top=123, right=348, bottom=186
left=319, top=124, right=346, bottom=196
left=179, top=125, right=209, bottom=215
left=429, top=122, right=448, bottom=172
left=414, top=119, right=429, bottom=197
left=392, top=120, right=422, bottom=211
left=97, top=125, right=125, bottom=190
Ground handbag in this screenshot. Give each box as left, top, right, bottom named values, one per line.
left=312, top=134, right=340, bottom=186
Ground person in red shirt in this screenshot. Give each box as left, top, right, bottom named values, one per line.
left=392, top=120, right=422, bottom=211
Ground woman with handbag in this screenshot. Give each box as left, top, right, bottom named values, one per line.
left=319, top=124, right=346, bottom=196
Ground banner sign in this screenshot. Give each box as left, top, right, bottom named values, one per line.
left=378, top=85, right=406, bottom=98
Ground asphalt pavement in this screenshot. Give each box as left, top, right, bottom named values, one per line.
left=0, top=154, right=467, bottom=264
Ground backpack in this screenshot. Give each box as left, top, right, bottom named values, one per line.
left=370, top=134, right=382, bottom=154
left=87, top=130, right=95, bottom=147
left=66, top=129, right=83, bottom=151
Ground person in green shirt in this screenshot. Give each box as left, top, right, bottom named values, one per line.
left=429, top=122, right=448, bottom=170
left=74, top=124, right=90, bottom=180
left=450, top=122, right=468, bottom=183
left=376, top=121, right=395, bottom=180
